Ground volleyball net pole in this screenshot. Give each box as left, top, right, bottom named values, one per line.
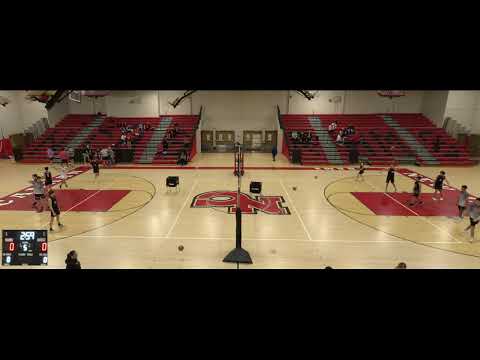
left=223, top=143, right=253, bottom=265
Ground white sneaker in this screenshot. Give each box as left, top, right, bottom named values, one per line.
left=432, top=197, right=437, bottom=201
left=440, top=197, right=444, bottom=201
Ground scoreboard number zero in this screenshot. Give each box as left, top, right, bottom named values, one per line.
left=2, top=230, right=48, bottom=266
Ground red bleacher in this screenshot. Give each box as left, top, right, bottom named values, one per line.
left=389, top=114, right=474, bottom=166
left=21, top=114, right=199, bottom=165
left=22, top=114, right=97, bottom=163
left=87, top=117, right=162, bottom=161
left=151, top=115, right=199, bottom=165
left=281, top=113, right=474, bottom=166
left=281, top=115, right=329, bottom=163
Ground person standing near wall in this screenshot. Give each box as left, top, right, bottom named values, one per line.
left=272, top=145, right=278, bottom=161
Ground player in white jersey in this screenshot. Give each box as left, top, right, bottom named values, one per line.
left=59, top=165, right=69, bottom=189
left=30, top=174, right=46, bottom=212
left=465, top=198, right=480, bottom=243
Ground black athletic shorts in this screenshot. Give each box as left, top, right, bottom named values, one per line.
left=50, top=209, right=60, bottom=217
left=458, top=206, right=466, bottom=213
left=470, top=217, right=479, bottom=226
left=34, top=194, right=45, bottom=200
left=413, top=192, right=420, bottom=198
left=45, top=180, right=52, bottom=186
left=359, top=170, right=364, bottom=175
left=386, top=176, right=394, bottom=184
left=434, top=183, right=443, bottom=191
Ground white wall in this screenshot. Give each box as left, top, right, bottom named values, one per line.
left=18, top=92, right=48, bottom=129
left=69, top=96, right=107, bottom=115
left=158, top=91, right=192, bottom=115
left=47, top=96, right=70, bottom=127
left=0, top=91, right=22, bottom=137
left=473, top=105, right=480, bottom=135
left=444, top=91, right=480, bottom=132
left=344, top=91, right=424, bottom=114
left=286, top=90, right=425, bottom=114
left=421, top=91, right=449, bottom=127
left=106, top=91, right=159, bottom=117
left=288, top=91, right=345, bottom=114
left=191, top=91, right=288, bottom=141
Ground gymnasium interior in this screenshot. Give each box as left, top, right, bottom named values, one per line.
left=1, top=90, right=480, bottom=269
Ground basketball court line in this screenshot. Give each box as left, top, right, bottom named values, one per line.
left=41, top=189, right=103, bottom=228
left=112, top=165, right=389, bottom=171
left=165, top=180, right=198, bottom=238
left=69, top=234, right=461, bottom=245
left=364, top=178, right=462, bottom=244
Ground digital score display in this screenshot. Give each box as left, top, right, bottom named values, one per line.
left=2, top=230, right=48, bottom=266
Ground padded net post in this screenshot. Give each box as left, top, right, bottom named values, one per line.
left=224, top=144, right=252, bottom=265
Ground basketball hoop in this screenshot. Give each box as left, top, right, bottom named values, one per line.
left=377, top=91, right=405, bottom=99
left=81, top=90, right=110, bottom=98
left=69, top=91, right=82, bottom=103
left=25, top=90, right=55, bottom=103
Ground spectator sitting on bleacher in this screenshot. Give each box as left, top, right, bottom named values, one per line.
left=336, top=129, right=345, bottom=145
left=328, top=121, right=337, bottom=134
left=126, top=133, right=132, bottom=147
left=300, top=132, right=307, bottom=144
left=343, top=125, right=353, bottom=137
left=120, top=133, right=127, bottom=145
left=306, top=131, right=312, bottom=144
left=292, top=131, right=299, bottom=143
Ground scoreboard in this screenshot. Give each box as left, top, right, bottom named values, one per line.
left=2, top=230, right=48, bottom=266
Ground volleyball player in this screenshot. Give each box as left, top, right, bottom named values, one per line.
left=464, top=198, right=480, bottom=243
left=432, top=170, right=449, bottom=201
left=408, top=175, right=423, bottom=206
left=44, top=167, right=53, bottom=189
left=91, top=158, right=100, bottom=179
left=385, top=164, right=397, bottom=192
left=47, top=189, right=63, bottom=231
left=59, top=164, right=69, bottom=189
left=356, top=161, right=365, bottom=181
left=30, top=174, right=46, bottom=212
left=457, top=185, right=469, bottom=220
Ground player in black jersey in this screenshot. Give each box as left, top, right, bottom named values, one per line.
left=47, top=189, right=63, bottom=231
left=44, top=167, right=53, bottom=188
left=408, top=176, right=423, bottom=206
left=432, top=170, right=449, bottom=201
left=385, top=164, right=397, bottom=192
left=91, top=159, right=100, bottom=179
left=356, top=161, right=365, bottom=181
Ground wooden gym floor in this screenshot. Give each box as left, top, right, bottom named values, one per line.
left=1, top=153, right=480, bottom=269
